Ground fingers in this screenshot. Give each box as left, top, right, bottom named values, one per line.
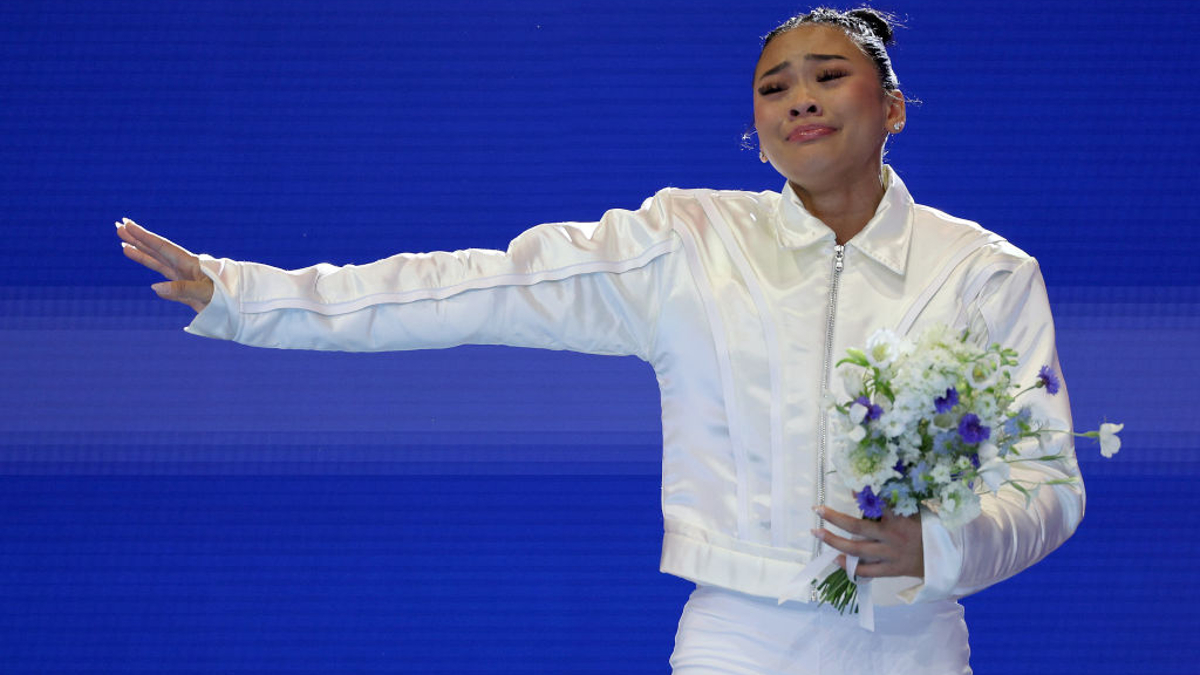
left=151, top=279, right=213, bottom=313
left=815, top=505, right=879, bottom=539
left=813, top=527, right=887, bottom=562
left=116, top=218, right=213, bottom=314
left=116, top=218, right=199, bottom=280
left=814, top=504, right=924, bottom=579
left=838, top=555, right=896, bottom=579
left=121, top=240, right=179, bottom=281
left=117, top=219, right=177, bottom=279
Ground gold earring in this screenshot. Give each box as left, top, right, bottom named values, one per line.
left=759, top=150, right=768, bottom=163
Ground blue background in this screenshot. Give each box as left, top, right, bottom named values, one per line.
left=2, top=0, right=1197, bottom=672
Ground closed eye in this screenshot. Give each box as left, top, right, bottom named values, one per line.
left=817, top=69, right=848, bottom=83
left=757, top=83, right=786, bottom=96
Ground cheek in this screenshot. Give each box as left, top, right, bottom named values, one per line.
left=752, top=101, right=776, bottom=133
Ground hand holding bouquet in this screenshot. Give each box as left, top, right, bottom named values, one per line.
left=814, top=324, right=1120, bottom=615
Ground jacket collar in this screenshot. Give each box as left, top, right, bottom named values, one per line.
left=774, top=166, right=913, bottom=275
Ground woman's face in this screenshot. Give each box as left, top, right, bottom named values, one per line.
left=753, top=25, right=904, bottom=193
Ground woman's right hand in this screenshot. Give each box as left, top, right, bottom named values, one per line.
left=116, top=218, right=214, bottom=313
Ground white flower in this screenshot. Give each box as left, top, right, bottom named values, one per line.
left=847, top=424, right=867, bottom=443
left=929, top=460, right=953, bottom=485
left=915, top=323, right=957, bottom=353
left=859, top=451, right=902, bottom=490
left=865, top=328, right=904, bottom=368
left=893, top=494, right=919, bottom=517
left=879, top=412, right=908, bottom=439
left=1099, top=422, right=1124, bottom=458
left=897, top=443, right=921, bottom=465
left=840, top=368, right=865, bottom=399
left=938, top=483, right=982, bottom=530
left=978, top=457, right=1010, bottom=494
left=974, top=396, right=1001, bottom=429
left=848, top=402, right=868, bottom=425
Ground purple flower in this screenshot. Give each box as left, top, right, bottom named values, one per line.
left=934, top=387, right=959, bottom=414
left=958, top=413, right=991, bottom=445
left=855, top=396, right=883, bottom=422
left=856, top=485, right=885, bottom=519
left=1037, top=365, right=1060, bottom=395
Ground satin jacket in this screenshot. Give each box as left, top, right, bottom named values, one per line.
left=186, top=168, right=1084, bottom=607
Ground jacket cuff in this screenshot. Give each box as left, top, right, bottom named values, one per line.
left=184, top=255, right=240, bottom=340
left=899, top=506, right=964, bottom=604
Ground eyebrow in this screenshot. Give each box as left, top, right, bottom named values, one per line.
left=756, top=53, right=851, bottom=81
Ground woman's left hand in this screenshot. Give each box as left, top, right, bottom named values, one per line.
left=812, top=506, right=924, bottom=579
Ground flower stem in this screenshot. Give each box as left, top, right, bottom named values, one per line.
left=815, top=568, right=859, bottom=615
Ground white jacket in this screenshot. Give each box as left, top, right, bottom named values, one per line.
left=187, top=168, right=1084, bottom=608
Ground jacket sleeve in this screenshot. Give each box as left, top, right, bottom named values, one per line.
left=906, top=256, right=1085, bottom=602
left=184, top=192, right=681, bottom=360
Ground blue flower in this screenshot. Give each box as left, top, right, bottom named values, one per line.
left=882, top=481, right=911, bottom=502
left=958, top=413, right=991, bottom=445
left=934, top=387, right=959, bottom=414
left=932, top=430, right=957, bottom=456
left=909, top=460, right=930, bottom=493
left=855, top=395, right=883, bottom=422
left=1003, top=407, right=1032, bottom=437
left=856, top=485, right=885, bottom=519
left=1037, top=365, right=1060, bottom=395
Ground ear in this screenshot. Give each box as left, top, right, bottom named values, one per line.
left=885, top=90, right=906, bottom=132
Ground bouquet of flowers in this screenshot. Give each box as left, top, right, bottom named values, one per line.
left=814, top=324, right=1122, bottom=615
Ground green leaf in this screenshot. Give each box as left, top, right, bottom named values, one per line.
left=840, top=349, right=870, bottom=368
left=1007, top=481, right=1037, bottom=507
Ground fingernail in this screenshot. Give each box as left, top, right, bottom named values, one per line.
left=813, top=506, right=826, bottom=517
left=810, top=528, right=823, bottom=540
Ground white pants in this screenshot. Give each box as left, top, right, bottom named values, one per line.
left=670, top=586, right=972, bottom=675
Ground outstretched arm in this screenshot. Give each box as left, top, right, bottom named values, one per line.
left=113, top=193, right=680, bottom=358
left=116, top=218, right=214, bottom=313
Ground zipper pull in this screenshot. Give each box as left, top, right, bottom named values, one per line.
left=834, top=244, right=845, bottom=272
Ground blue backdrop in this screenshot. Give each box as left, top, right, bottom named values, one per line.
left=2, top=0, right=1197, bottom=672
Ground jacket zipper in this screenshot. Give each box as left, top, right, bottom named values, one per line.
left=813, top=243, right=844, bottom=569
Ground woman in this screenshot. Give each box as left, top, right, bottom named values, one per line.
left=117, top=8, right=1082, bottom=674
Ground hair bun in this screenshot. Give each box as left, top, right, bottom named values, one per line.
left=847, top=8, right=896, bottom=45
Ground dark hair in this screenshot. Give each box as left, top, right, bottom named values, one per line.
left=761, top=7, right=901, bottom=92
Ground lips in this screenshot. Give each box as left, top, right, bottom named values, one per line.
left=787, top=124, right=836, bottom=143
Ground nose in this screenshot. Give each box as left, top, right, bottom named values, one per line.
left=789, top=89, right=821, bottom=118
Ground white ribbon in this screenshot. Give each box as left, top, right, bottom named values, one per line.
left=777, top=538, right=876, bottom=632
left=845, top=554, right=875, bottom=632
